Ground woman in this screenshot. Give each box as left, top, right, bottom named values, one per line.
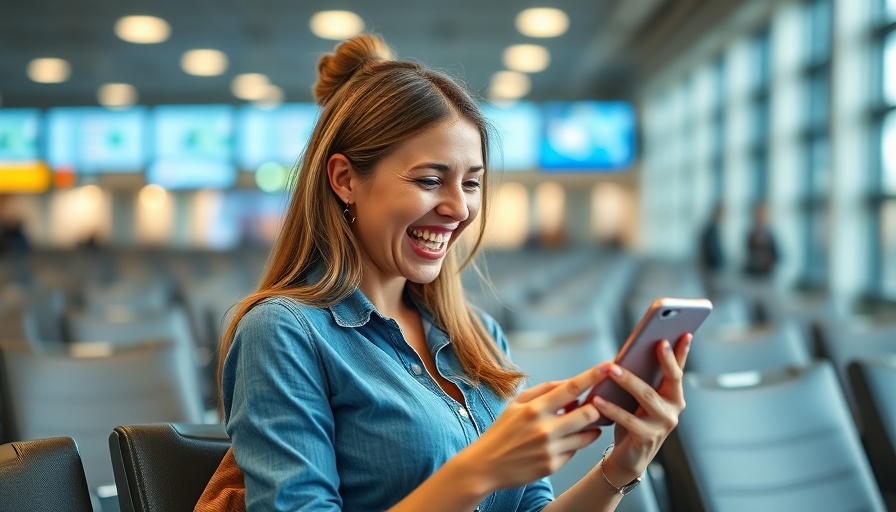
left=201, top=33, right=690, bottom=511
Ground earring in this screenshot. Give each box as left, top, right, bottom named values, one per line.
left=343, top=206, right=356, bottom=224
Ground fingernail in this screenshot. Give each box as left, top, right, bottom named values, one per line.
left=611, top=365, right=622, bottom=377
left=593, top=396, right=607, bottom=408
left=664, top=340, right=672, bottom=353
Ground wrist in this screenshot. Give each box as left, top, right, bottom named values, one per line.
left=442, top=448, right=496, bottom=503
left=599, top=445, right=643, bottom=495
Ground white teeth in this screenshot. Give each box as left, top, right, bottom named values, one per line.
left=410, top=228, right=450, bottom=243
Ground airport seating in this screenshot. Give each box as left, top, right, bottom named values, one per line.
left=0, top=339, right=205, bottom=505
left=686, top=321, right=813, bottom=375
left=847, top=356, right=896, bottom=504
left=109, top=423, right=231, bottom=512
left=661, top=361, right=885, bottom=512
left=815, top=319, right=896, bottom=424
left=0, top=436, right=94, bottom=512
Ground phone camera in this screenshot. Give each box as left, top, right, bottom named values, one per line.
left=661, top=309, right=679, bottom=319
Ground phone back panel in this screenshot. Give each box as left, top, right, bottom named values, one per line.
left=593, top=298, right=712, bottom=424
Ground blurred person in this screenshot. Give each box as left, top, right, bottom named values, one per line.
left=0, top=195, right=30, bottom=255
left=197, top=34, right=691, bottom=512
left=698, top=203, right=725, bottom=295
left=743, top=201, right=779, bottom=279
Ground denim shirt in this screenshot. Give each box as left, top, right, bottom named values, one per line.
left=222, top=287, right=555, bottom=511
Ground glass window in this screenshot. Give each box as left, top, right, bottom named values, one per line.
left=888, top=0, right=896, bottom=21
left=807, top=75, right=830, bottom=128
left=810, top=136, right=831, bottom=196
left=881, top=200, right=896, bottom=297
left=885, top=31, right=896, bottom=106
left=884, top=110, right=896, bottom=193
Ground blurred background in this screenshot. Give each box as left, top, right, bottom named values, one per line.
left=1, top=0, right=895, bottom=511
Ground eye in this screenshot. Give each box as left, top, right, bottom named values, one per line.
left=463, top=179, right=482, bottom=190
left=416, top=178, right=441, bottom=189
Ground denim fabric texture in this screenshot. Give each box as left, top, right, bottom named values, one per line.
left=223, top=287, right=555, bottom=511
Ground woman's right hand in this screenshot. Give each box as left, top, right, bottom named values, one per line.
left=458, top=363, right=613, bottom=491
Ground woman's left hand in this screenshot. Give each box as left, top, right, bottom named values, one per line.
left=596, top=333, right=692, bottom=486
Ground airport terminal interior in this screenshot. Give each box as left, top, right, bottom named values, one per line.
left=1, top=0, right=895, bottom=510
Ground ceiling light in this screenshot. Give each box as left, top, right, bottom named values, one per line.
left=97, top=83, right=138, bottom=108
left=310, top=10, right=365, bottom=40
left=503, top=44, right=551, bottom=73
left=516, top=8, right=569, bottom=38
left=231, top=73, right=270, bottom=100
left=253, top=85, right=285, bottom=110
left=181, top=49, right=228, bottom=76
left=489, top=71, right=531, bottom=100
left=27, top=58, right=71, bottom=83
left=114, top=15, right=170, bottom=44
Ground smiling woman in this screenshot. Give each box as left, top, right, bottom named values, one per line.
left=197, top=33, right=690, bottom=512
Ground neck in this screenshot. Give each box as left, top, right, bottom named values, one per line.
left=359, top=271, right=409, bottom=320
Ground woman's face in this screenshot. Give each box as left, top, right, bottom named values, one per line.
left=349, top=117, right=484, bottom=286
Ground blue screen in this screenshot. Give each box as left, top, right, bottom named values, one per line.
left=481, top=102, right=540, bottom=171
left=47, top=107, right=147, bottom=172
left=150, top=105, right=237, bottom=189
left=540, top=101, right=636, bottom=171
left=237, top=104, right=319, bottom=170
left=0, top=109, right=41, bottom=163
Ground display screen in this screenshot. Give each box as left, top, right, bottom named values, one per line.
left=0, top=109, right=41, bottom=163
left=540, top=101, right=636, bottom=171
left=150, top=105, right=236, bottom=189
left=481, top=102, right=540, bottom=171
left=47, top=107, right=147, bottom=172
left=237, top=104, right=319, bottom=170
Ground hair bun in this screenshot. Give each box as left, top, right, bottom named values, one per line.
left=313, top=34, right=394, bottom=106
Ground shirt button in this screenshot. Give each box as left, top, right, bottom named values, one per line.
left=411, top=364, right=423, bottom=375
left=458, top=407, right=469, bottom=418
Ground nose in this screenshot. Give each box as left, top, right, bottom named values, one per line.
left=435, top=183, right=470, bottom=222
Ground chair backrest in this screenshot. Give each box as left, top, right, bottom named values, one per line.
left=0, top=436, right=93, bottom=512
left=109, top=423, right=231, bottom=512
left=848, top=356, right=896, bottom=499
left=0, top=339, right=204, bottom=498
left=687, top=321, right=813, bottom=375
left=662, top=361, right=885, bottom=512
left=816, top=319, right=896, bottom=422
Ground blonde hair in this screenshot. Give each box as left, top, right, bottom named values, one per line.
left=217, top=34, right=523, bottom=408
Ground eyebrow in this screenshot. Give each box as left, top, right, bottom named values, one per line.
left=410, top=162, right=484, bottom=173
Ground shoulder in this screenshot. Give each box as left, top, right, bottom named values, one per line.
left=237, top=296, right=331, bottom=336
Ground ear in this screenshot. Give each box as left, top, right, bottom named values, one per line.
left=327, top=153, right=355, bottom=204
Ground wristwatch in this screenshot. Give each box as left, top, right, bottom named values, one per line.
left=599, top=444, right=643, bottom=496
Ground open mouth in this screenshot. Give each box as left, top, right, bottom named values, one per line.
left=407, top=228, right=450, bottom=252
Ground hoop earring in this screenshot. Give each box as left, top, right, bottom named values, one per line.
left=342, top=207, right=356, bottom=224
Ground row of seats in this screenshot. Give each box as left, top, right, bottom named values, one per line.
left=2, top=247, right=895, bottom=511
left=0, top=422, right=230, bottom=512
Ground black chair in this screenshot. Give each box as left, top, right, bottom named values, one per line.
left=109, top=423, right=231, bottom=512
left=848, top=356, right=896, bottom=504
left=662, top=361, right=886, bottom=512
left=0, top=436, right=94, bottom=512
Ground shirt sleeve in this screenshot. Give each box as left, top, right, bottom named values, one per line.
left=222, top=299, right=342, bottom=511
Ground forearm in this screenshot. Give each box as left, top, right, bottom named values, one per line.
left=385, top=450, right=494, bottom=512
left=541, top=455, right=640, bottom=512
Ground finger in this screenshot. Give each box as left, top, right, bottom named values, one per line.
left=553, top=427, right=603, bottom=455
left=657, top=339, right=685, bottom=404
left=552, top=400, right=603, bottom=433
left=539, top=363, right=612, bottom=411
left=603, top=364, right=667, bottom=420
left=516, top=380, right=563, bottom=403
left=675, top=333, right=693, bottom=370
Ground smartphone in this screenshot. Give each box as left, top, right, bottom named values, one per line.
left=582, top=297, right=713, bottom=426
